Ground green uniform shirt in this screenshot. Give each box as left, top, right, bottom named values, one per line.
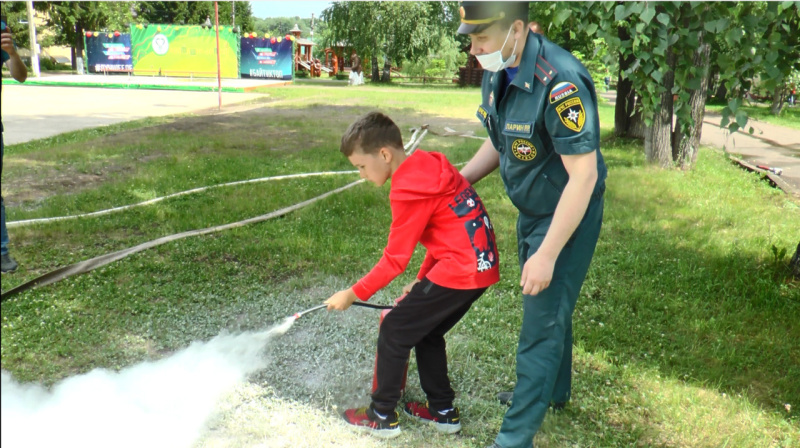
left=476, top=31, right=607, bottom=218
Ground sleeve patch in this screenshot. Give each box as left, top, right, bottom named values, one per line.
left=550, top=82, right=579, bottom=104
left=555, top=97, right=586, bottom=132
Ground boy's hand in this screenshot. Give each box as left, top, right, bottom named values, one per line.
left=325, top=288, right=358, bottom=311
left=520, top=251, right=556, bottom=296
left=402, top=279, right=421, bottom=295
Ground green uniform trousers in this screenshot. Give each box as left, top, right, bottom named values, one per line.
left=495, top=192, right=604, bottom=448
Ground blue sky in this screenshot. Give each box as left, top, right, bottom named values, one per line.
left=249, top=1, right=333, bottom=19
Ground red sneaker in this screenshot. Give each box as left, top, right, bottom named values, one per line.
left=403, top=401, right=462, bottom=434
left=342, top=405, right=401, bottom=439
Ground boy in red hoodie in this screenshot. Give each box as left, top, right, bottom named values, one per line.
left=325, top=111, right=500, bottom=438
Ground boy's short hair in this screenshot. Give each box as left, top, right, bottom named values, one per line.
left=340, top=111, right=404, bottom=156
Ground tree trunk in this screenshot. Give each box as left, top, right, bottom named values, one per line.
left=676, top=40, right=712, bottom=169
left=791, top=241, right=800, bottom=279
left=74, top=20, right=85, bottom=71
left=371, top=54, right=380, bottom=82
left=645, top=49, right=675, bottom=168
left=381, top=56, right=391, bottom=83
left=628, top=106, right=647, bottom=139
left=615, top=25, right=637, bottom=137
left=714, top=81, right=727, bottom=102
left=770, top=86, right=785, bottom=116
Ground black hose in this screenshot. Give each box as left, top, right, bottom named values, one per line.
left=352, top=302, right=393, bottom=310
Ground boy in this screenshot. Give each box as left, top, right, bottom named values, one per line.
left=325, top=111, right=500, bottom=438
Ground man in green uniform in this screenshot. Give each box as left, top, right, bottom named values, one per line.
left=457, top=2, right=607, bottom=447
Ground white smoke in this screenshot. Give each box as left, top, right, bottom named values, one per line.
left=1, top=317, right=297, bottom=448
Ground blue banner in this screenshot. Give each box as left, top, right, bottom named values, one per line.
left=86, top=33, right=133, bottom=73
left=240, top=37, right=293, bottom=80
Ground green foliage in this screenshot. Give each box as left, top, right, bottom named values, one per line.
left=1, top=2, right=31, bottom=49
left=559, top=1, right=800, bottom=168
left=401, top=34, right=466, bottom=81
left=571, top=38, right=611, bottom=92
left=135, top=1, right=253, bottom=32
left=322, top=1, right=457, bottom=81
left=251, top=16, right=326, bottom=40
left=42, top=1, right=136, bottom=48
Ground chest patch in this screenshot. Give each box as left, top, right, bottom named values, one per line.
left=550, top=82, right=579, bottom=104
left=504, top=121, right=533, bottom=136
left=511, top=139, right=537, bottom=161
left=555, top=97, right=586, bottom=133
left=476, top=105, right=488, bottom=121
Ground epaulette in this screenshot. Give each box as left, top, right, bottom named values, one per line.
left=534, top=55, right=557, bottom=85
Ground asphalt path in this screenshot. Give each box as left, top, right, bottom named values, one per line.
left=599, top=91, right=800, bottom=196
left=1, top=84, right=267, bottom=145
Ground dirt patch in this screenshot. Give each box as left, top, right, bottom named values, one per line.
left=2, top=100, right=482, bottom=207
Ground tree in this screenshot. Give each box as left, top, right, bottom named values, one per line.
left=2, top=2, right=31, bottom=50
left=557, top=1, right=799, bottom=170
left=322, top=1, right=454, bottom=82
left=40, top=1, right=135, bottom=70
left=135, top=1, right=253, bottom=32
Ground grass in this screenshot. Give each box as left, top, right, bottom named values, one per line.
left=1, top=83, right=798, bottom=447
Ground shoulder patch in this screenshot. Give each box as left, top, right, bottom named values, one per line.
left=555, top=97, right=586, bottom=133
left=534, top=55, right=557, bottom=85
left=550, top=82, right=579, bottom=104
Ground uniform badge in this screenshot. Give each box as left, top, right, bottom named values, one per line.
left=550, top=81, right=579, bottom=104
left=489, top=92, right=494, bottom=106
left=511, top=139, right=537, bottom=161
left=555, top=97, right=586, bottom=132
left=524, top=82, right=530, bottom=89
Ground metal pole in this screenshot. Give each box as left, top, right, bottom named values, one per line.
left=232, top=0, right=235, bottom=27
left=310, top=13, right=314, bottom=61
left=214, top=1, right=222, bottom=109
left=25, top=0, right=39, bottom=77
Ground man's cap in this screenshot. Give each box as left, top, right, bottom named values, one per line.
left=457, top=1, right=529, bottom=35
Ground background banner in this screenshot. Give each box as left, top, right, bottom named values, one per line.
left=130, top=24, right=240, bottom=78
left=85, top=33, right=133, bottom=73
left=240, top=37, right=293, bottom=80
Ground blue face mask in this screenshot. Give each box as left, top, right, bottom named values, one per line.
left=475, top=25, right=518, bottom=73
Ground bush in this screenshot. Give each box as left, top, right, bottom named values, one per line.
left=335, top=72, right=348, bottom=81
left=294, top=70, right=309, bottom=78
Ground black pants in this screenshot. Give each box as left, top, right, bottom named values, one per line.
left=371, top=278, right=487, bottom=413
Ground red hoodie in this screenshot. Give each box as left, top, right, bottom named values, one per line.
left=352, top=150, right=500, bottom=301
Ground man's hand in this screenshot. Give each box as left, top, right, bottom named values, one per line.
left=1, top=31, right=17, bottom=56
left=520, top=251, right=556, bottom=296
left=325, top=288, right=358, bottom=311
left=402, top=279, right=421, bottom=295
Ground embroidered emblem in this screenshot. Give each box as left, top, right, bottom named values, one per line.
left=550, top=81, right=579, bottom=104
left=555, top=97, right=586, bottom=132
left=511, top=139, right=537, bottom=161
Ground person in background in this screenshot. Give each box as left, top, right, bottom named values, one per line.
left=1, top=14, right=28, bottom=273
